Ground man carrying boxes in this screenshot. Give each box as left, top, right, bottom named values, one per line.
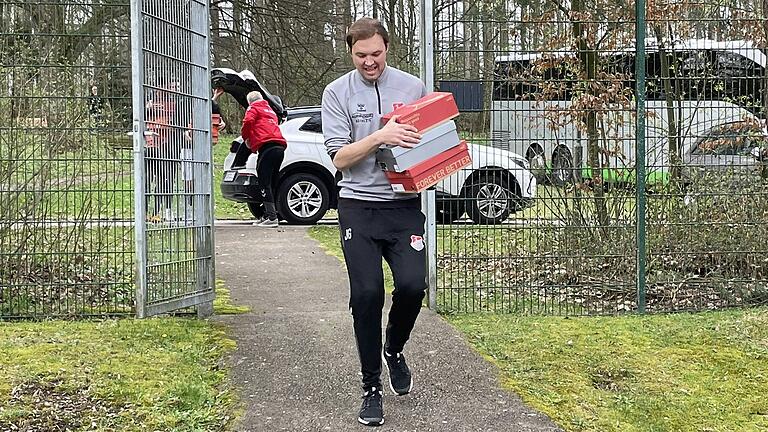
left=322, top=16, right=472, bottom=427
left=322, top=17, right=431, bottom=427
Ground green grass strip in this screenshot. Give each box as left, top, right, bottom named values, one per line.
left=214, top=279, right=250, bottom=315
left=446, top=310, right=768, bottom=432
left=0, top=318, right=237, bottom=431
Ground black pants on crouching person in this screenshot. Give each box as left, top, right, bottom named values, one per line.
left=256, top=142, right=285, bottom=221
left=337, top=197, right=427, bottom=391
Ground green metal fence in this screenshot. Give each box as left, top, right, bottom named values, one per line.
left=0, top=0, right=214, bottom=319
left=0, top=0, right=135, bottom=318
left=432, top=0, right=768, bottom=314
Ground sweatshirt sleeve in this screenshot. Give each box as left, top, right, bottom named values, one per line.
left=321, top=87, right=351, bottom=158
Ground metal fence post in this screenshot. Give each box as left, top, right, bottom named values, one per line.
left=423, top=191, right=437, bottom=310
left=130, top=0, right=148, bottom=319
left=420, top=0, right=437, bottom=310
left=635, top=0, right=647, bottom=314
left=193, top=0, right=214, bottom=318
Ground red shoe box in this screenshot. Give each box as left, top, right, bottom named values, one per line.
left=212, top=113, right=222, bottom=144
left=386, top=141, right=472, bottom=193
left=381, top=92, right=459, bottom=132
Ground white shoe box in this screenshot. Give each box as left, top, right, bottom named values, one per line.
left=376, top=120, right=461, bottom=172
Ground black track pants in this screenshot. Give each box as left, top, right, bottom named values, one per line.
left=256, top=144, right=285, bottom=219
left=337, top=198, right=427, bottom=390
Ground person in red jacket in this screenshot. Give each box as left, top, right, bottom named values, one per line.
left=237, top=90, right=287, bottom=227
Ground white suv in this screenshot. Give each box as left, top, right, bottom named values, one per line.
left=213, top=67, right=536, bottom=225
left=220, top=105, right=537, bottom=225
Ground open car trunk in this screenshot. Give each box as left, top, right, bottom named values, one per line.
left=211, top=67, right=287, bottom=122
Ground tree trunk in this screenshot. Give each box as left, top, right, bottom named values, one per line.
left=210, top=1, right=222, bottom=67
left=403, top=0, right=418, bottom=69
left=572, top=0, right=609, bottom=231
left=481, top=0, right=498, bottom=131
left=653, top=24, right=681, bottom=181
left=386, top=0, right=397, bottom=63
left=463, top=0, right=472, bottom=79
left=334, top=0, right=351, bottom=68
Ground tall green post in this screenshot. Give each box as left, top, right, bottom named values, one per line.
left=635, top=0, right=647, bottom=313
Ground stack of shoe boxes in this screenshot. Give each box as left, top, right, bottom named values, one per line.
left=376, top=92, right=472, bottom=193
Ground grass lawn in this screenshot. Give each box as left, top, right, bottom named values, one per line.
left=309, top=225, right=768, bottom=432
left=9, top=133, right=252, bottom=221
left=447, top=311, right=768, bottom=432
left=0, top=282, right=248, bottom=432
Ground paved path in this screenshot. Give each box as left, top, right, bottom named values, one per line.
left=214, top=224, right=562, bottom=432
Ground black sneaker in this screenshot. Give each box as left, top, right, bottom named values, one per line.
left=358, top=386, right=384, bottom=426
left=382, top=350, right=413, bottom=395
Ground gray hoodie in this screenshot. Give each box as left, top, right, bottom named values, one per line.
left=322, top=65, right=427, bottom=201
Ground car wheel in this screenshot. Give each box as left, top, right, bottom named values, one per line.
left=247, top=202, right=264, bottom=219
left=436, top=198, right=465, bottom=224
left=464, top=173, right=515, bottom=225
left=551, top=148, right=574, bottom=186
left=276, top=173, right=329, bottom=225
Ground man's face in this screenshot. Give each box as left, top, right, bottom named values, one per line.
left=351, top=34, right=387, bottom=82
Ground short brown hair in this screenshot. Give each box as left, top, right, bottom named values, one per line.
left=346, top=17, right=389, bottom=50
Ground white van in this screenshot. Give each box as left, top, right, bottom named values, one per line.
left=491, top=39, right=766, bottom=184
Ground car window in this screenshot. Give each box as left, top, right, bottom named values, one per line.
left=716, top=51, right=756, bottom=78
left=693, top=121, right=765, bottom=156
left=298, top=113, right=322, bottom=133
left=680, top=50, right=714, bottom=76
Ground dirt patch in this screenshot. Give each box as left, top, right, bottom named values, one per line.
left=0, top=379, right=126, bottom=431
left=590, top=367, right=633, bottom=392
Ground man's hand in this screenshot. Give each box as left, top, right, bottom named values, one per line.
left=212, top=87, right=225, bottom=101
left=330, top=115, right=423, bottom=170
left=376, top=115, right=421, bottom=148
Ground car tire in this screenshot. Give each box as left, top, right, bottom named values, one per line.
left=276, top=173, right=330, bottom=225
left=436, top=198, right=465, bottom=224
left=247, top=202, right=264, bottom=219
left=464, top=173, right=516, bottom=225
left=551, top=148, right=574, bottom=186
